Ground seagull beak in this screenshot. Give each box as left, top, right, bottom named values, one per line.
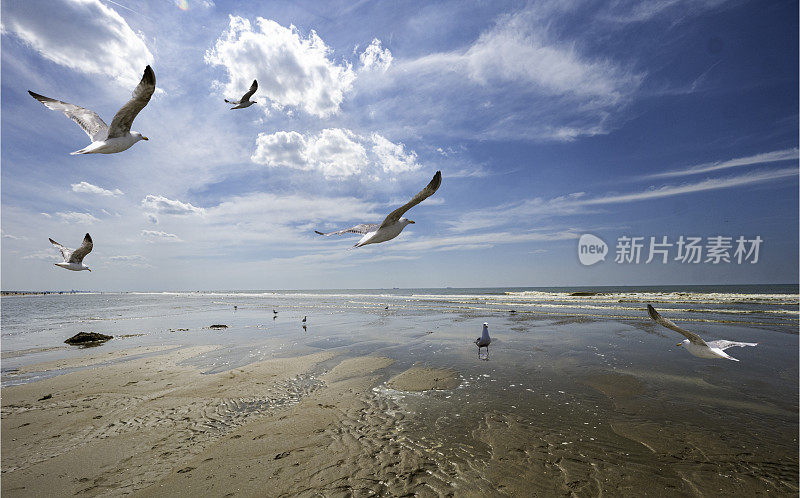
left=142, top=136, right=149, bottom=141
left=87, top=268, right=92, bottom=272
left=676, top=343, right=681, bottom=347
left=408, top=220, right=415, bottom=224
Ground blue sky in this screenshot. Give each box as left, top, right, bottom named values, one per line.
left=1, top=0, right=797, bottom=291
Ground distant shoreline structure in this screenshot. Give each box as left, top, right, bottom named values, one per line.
left=1, top=290, right=90, bottom=296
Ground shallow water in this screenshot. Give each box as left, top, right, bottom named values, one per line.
left=2, top=287, right=798, bottom=494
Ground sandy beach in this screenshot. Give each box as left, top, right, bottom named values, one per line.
left=2, top=290, right=798, bottom=496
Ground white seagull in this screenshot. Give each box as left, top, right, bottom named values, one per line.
left=475, top=323, right=491, bottom=358
left=647, top=305, right=757, bottom=361
left=29, top=65, right=155, bottom=154
left=50, top=233, right=93, bottom=272
left=225, top=80, right=258, bottom=109
left=315, top=171, right=442, bottom=248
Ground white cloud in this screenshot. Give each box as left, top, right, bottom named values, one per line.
left=141, top=230, right=182, bottom=242
left=359, top=39, right=393, bottom=72
left=371, top=133, right=420, bottom=173
left=205, top=16, right=356, bottom=117
left=56, top=211, right=99, bottom=224
left=71, top=181, right=123, bottom=197
left=141, top=195, right=205, bottom=216
left=1, top=0, right=153, bottom=86
left=644, top=148, right=799, bottom=179
left=252, top=128, right=421, bottom=177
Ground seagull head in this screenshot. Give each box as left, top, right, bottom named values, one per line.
left=133, top=131, right=149, bottom=141
left=400, top=218, right=415, bottom=225
left=676, top=339, right=688, bottom=347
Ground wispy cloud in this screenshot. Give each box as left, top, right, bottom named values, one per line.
left=141, top=230, right=182, bottom=242
left=2, top=0, right=153, bottom=86
left=71, top=181, right=123, bottom=197
left=55, top=212, right=100, bottom=224
left=643, top=148, right=798, bottom=179
left=355, top=4, right=644, bottom=142
left=585, top=167, right=798, bottom=205
left=22, top=250, right=57, bottom=261
left=2, top=232, right=28, bottom=240
left=451, top=167, right=798, bottom=232
left=106, top=254, right=152, bottom=268
left=391, top=230, right=579, bottom=252
left=141, top=195, right=205, bottom=216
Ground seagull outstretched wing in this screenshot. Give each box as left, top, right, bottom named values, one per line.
left=241, top=80, right=258, bottom=101
left=706, top=340, right=758, bottom=350
left=29, top=92, right=108, bottom=141
left=107, top=66, right=156, bottom=138
left=49, top=238, right=72, bottom=261
left=68, top=233, right=93, bottom=263
left=315, top=223, right=379, bottom=237
left=380, top=171, right=441, bottom=229
left=647, top=304, right=708, bottom=346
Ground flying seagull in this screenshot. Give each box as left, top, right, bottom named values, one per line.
left=50, top=233, right=93, bottom=271
left=29, top=65, right=155, bottom=154
left=315, top=171, right=442, bottom=248
left=647, top=305, right=757, bottom=361
left=225, top=80, right=258, bottom=109
left=475, top=323, right=491, bottom=359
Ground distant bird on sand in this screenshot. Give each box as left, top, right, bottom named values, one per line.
left=50, top=233, right=93, bottom=271
left=315, top=171, right=442, bottom=248
left=234, top=305, right=238, bottom=310
left=475, top=323, right=491, bottom=359
left=225, top=80, right=257, bottom=109
left=385, top=306, right=389, bottom=310
left=29, top=66, right=155, bottom=154
left=302, top=316, right=307, bottom=323
left=273, top=309, right=278, bottom=315
left=647, top=305, right=757, bottom=361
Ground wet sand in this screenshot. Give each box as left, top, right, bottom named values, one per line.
left=2, top=309, right=798, bottom=496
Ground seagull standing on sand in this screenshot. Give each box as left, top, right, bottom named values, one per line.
left=225, top=80, right=258, bottom=109
left=49, top=233, right=93, bottom=271
left=475, top=323, right=491, bottom=359
left=647, top=305, right=757, bottom=361
left=29, top=66, right=156, bottom=155
left=302, top=316, right=307, bottom=323
left=315, top=171, right=442, bottom=248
